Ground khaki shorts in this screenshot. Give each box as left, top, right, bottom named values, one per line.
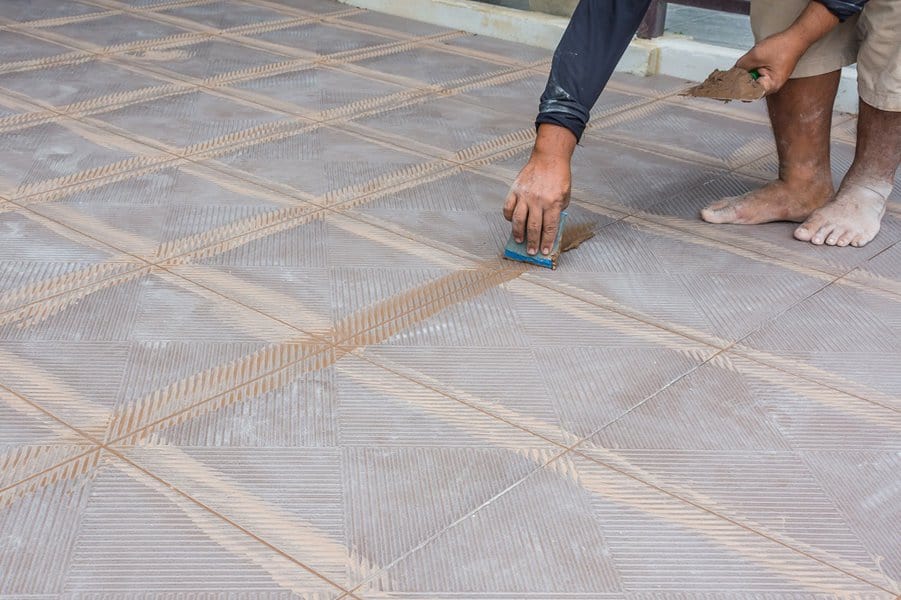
left=750, top=0, right=901, bottom=111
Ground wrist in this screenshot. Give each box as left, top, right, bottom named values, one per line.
left=533, top=123, right=577, bottom=161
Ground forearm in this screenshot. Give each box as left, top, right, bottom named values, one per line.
left=787, top=2, right=841, bottom=51
left=535, top=0, right=652, bottom=143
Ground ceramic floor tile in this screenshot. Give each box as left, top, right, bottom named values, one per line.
left=348, top=96, right=526, bottom=158
left=589, top=101, right=776, bottom=169
left=211, top=126, right=433, bottom=199
left=91, top=90, right=291, bottom=151
left=0, top=59, right=166, bottom=109
left=335, top=354, right=548, bottom=448
left=353, top=453, right=618, bottom=597
left=737, top=283, right=901, bottom=406
left=0, top=0, right=103, bottom=23
left=231, top=66, right=407, bottom=117
left=0, top=122, right=139, bottom=197
left=846, top=239, right=901, bottom=292
left=567, top=453, right=891, bottom=596
left=248, top=22, right=397, bottom=56
left=355, top=47, right=504, bottom=88
left=589, top=353, right=900, bottom=453
left=122, top=39, right=290, bottom=81
left=44, top=14, right=190, bottom=50
left=336, top=10, right=457, bottom=38
left=29, top=166, right=303, bottom=261
left=0, top=30, right=76, bottom=64
left=19, top=453, right=346, bottom=597
left=159, top=0, right=292, bottom=30
left=437, top=33, right=554, bottom=66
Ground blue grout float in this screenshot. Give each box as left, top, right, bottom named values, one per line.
left=503, top=211, right=568, bottom=270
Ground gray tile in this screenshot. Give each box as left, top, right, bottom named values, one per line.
left=338, top=10, right=456, bottom=37
left=31, top=167, right=293, bottom=260
left=351, top=96, right=526, bottom=157
left=46, top=14, right=189, bottom=50
left=123, top=39, right=288, bottom=81
left=212, top=126, right=430, bottom=197
left=0, top=122, right=136, bottom=195
left=0, top=60, right=166, bottom=108
left=57, top=455, right=345, bottom=596
left=249, top=22, right=396, bottom=56
left=569, top=452, right=887, bottom=595
left=0, top=31, right=74, bottom=64
left=801, top=451, right=901, bottom=584
left=231, top=66, right=406, bottom=116
left=356, top=47, right=503, bottom=87
left=0, top=450, right=98, bottom=595
left=438, top=34, right=554, bottom=65
left=589, top=101, right=776, bottom=169
left=160, top=0, right=291, bottom=30
left=0, top=341, right=131, bottom=438
left=92, top=90, right=289, bottom=149
left=335, top=354, right=548, bottom=447
left=361, top=454, right=621, bottom=596
left=0, top=0, right=102, bottom=23
left=738, top=283, right=901, bottom=405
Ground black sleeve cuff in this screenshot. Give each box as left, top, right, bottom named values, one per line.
left=536, top=97, right=591, bottom=142
left=535, top=112, right=585, bottom=143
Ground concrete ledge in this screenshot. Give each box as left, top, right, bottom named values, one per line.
left=338, top=0, right=859, bottom=113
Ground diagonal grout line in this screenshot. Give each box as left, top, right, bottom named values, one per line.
left=339, top=349, right=894, bottom=595
left=103, top=447, right=355, bottom=596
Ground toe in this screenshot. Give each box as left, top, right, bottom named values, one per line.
left=811, top=223, right=837, bottom=245
left=825, top=228, right=844, bottom=246
left=836, top=231, right=854, bottom=247
left=794, top=217, right=820, bottom=242
left=701, top=200, right=737, bottom=224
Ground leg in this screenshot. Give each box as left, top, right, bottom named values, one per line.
left=795, top=0, right=901, bottom=247
left=701, top=72, right=838, bottom=224
left=794, top=100, right=900, bottom=246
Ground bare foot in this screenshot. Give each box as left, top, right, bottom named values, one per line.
left=794, top=180, right=891, bottom=247
left=701, top=179, right=833, bottom=225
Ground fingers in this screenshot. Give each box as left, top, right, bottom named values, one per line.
left=526, top=205, right=543, bottom=255
left=511, top=199, right=528, bottom=244
left=540, top=210, right=560, bottom=256
left=503, top=189, right=517, bottom=222
left=734, top=50, right=755, bottom=71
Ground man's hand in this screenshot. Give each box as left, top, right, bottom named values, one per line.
left=503, top=124, right=576, bottom=256
left=736, top=32, right=807, bottom=94
left=736, top=2, right=840, bottom=95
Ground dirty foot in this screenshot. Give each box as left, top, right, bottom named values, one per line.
left=701, top=179, right=832, bottom=225
left=794, top=181, right=891, bottom=247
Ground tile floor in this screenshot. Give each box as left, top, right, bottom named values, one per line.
left=1, top=0, right=899, bottom=598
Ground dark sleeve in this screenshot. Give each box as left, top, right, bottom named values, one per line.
left=535, top=0, right=652, bottom=142
left=814, top=0, right=869, bottom=21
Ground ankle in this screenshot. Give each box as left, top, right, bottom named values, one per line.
left=777, top=171, right=833, bottom=195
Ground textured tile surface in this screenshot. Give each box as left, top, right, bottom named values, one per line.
left=0, top=1, right=898, bottom=598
